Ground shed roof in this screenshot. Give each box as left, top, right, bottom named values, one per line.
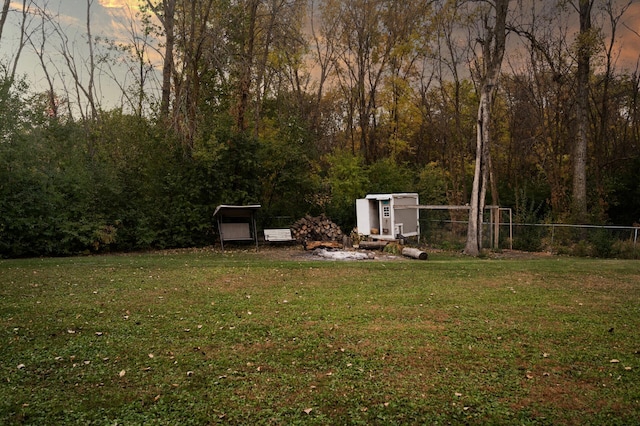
left=213, top=204, right=261, bottom=218
left=364, top=193, right=418, bottom=200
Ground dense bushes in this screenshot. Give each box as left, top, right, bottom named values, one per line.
left=1, top=76, right=638, bottom=258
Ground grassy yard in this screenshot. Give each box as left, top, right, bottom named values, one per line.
left=1, top=249, right=639, bottom=425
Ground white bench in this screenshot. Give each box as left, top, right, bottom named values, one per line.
left=264, top=228, right=294, bottom=242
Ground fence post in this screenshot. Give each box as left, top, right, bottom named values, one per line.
left=509, top=209, right=513, bottom=250
left=493, top=206, right=500, bottom=250
left=635, top=228, right=638, bottom=248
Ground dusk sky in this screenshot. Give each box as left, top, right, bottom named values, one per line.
left=1, top=0, right=640, bottom=109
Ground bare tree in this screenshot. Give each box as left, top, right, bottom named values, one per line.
left=28, top=5, right=61, bottom=118
left=431, top=0, right=474, bottom=209
left=231, top=0, right=260, bottom=133
left=464, top=0, right=510, bottom=256
left=321, top=0, right=431, bottom=162
left=103, top=3, right=158, bottom=117
left=36, top=0, right=101, bottom=120
left=591, top=0, right=631, bottom=217
left=308, top=0, right=338, bottom=118
left=0, top=0, right=10, bottom=45
left=1, top=0, right=33, bottom=85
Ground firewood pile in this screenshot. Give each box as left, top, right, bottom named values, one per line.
left=290, top=214, right=344, bottom=243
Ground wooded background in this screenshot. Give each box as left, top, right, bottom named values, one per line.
left=1, top=0, right=639, bottom=257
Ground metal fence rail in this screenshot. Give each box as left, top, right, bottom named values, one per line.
left=419, top=214, right=639, bottom=257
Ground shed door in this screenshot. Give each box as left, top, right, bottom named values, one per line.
left=356, top=198, right=370, bottom=235
left=381, top=199, right=391, bottom=235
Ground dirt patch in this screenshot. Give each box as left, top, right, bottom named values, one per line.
left=485, top=249, right=555, bottom=260
left=148, top=244, right=555, bottom=262
left=255, top=246, right=554, bottom=262
left=251, top=245, right=405, bottom=262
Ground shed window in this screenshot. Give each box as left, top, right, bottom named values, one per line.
left=383, top=205, right=390, bottom=218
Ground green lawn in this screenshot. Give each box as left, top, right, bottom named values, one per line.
left=1, top=249, right=639, bottom=425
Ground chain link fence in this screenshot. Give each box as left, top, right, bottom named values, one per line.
left=418, top=209, right=640, bottom=259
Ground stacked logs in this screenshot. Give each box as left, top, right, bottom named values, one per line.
left=291, top=214, right=343, bottom=243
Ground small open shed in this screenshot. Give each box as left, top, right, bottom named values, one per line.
left=213, top=204, right=261, bottom=251
left=356, top=193, right=420, bottom=240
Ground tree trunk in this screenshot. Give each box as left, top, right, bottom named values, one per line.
left=464, top=0, right=509, bottom=256
left=402, top=247, right=428, bottom=260
left=236, top=0, right=259, bottom=134
left=465, top=88, right=492, bottom=256
left=161, top=0, right=176, bottom=120
left=572, top=0, right=593, bottom=222
left=147, top=0, right=176, bottom=119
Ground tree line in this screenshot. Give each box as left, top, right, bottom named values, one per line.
left=0, top=0, right=639, bottom=257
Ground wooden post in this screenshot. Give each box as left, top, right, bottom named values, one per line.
left=359, top=241, right=389, bottom=250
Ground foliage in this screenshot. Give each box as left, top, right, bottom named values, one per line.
left=366, top=157, right=415, bottom=194
left=323, top=150, right=370, bottom=229
left=511, top=188, right=548, bottom=252
left=416, top=162, right=449, bottom=206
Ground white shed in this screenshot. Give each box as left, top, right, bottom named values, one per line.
left=356, top=193, right=419, bottom=240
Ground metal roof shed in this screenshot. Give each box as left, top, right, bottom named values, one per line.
left=213, top=204, right=261, bottom=251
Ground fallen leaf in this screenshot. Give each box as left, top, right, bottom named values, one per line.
left=526, top=374, right=534, bottom=379
left=67, top=329, right=76, bottom=334
left=154, top=395, right=161, bottom=402
left=610, top=359, right=620, bottom=363
left=119, top=370, right=126, bottom=377
left=624, top=366, right=632, bottom=371
left=543, top=353, right=550, bottom=358
left=303, top=408, right=313, bottom=414
left=186, top=371, right=194, bottom=377
left=17, top=364, right=25, bottom=370
left=454, top=392, right=462, bottom=397
left=148, top=353, right=154, bottom=358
